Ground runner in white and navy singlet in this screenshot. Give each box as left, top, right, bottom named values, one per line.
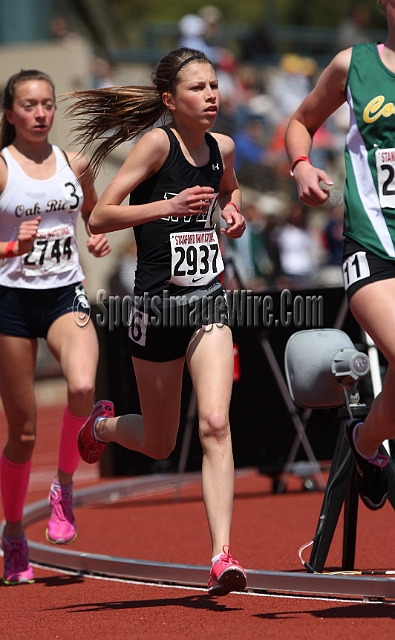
left=0, top=69, right=110, bottom=586
left=0, top=145, right=84, bottom=290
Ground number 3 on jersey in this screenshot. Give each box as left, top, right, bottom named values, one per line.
left=342, top=251, right=370, bottom=290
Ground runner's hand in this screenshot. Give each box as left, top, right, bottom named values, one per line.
left=169, top=186, right=216, bottom=217
left=16, top=217, right=41, bottom=255
left=220, top=206, right=246, bottom=239
left=86, top=233, right=111, bottom=257
left=293, top=162, right=333, bottom=206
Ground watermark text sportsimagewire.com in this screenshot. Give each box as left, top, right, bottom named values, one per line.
left=79, top=288, right=325, bottom=331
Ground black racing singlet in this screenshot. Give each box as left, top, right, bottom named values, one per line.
left=130, top=126, right=224, bottom=298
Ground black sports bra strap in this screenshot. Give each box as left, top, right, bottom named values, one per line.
left=61, top=149, right=71, bottom=166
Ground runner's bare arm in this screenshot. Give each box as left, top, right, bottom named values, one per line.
left=285, top=48, right=351, bottom=206
left=66, top=151, right=111, bottom=257
left=89, top=128, right=216, bottom=234
left=212, top=133, right=245, bottom=238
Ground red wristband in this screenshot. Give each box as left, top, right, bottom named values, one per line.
left=5, top=241, right=17, bottom=258
left=227, top=201, right=240, bottom=214
left=290, top=155, right=312, bottom=177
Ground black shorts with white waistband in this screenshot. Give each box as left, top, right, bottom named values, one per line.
left=0, top=282, right=90, bottom=339
left=342, top=237, right=395, bottom=301
left=128, top=285, right=229, bottom=362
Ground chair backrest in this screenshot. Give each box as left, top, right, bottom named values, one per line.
left=284, top=329, right=362, bottom=409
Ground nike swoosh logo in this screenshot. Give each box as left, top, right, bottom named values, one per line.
left=192, top=276, right=203, bottom=283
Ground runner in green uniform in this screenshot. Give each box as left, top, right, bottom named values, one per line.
left=285, top=0, right=395, bottom=512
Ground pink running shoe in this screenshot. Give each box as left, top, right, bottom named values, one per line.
left=46, top=478, right=77, bottom=545
left=208, top=545, right=247, bottom=596
left=2, top=535, right=35, bottom=585
left=77, top=400, right=114, bottom=464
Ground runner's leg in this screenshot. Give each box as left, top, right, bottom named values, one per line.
left=186, top=324, right=234, bottom=558
left=0, top=334, right=37, bottom=539
left=96, top=356, right=185, bottom=459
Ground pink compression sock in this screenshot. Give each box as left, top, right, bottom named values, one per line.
left=0, top=453, right=32, bottom=522
left=58, top=407, right=89, bottom=474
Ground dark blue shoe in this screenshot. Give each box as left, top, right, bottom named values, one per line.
left=345, top=419, right=389, bottom=510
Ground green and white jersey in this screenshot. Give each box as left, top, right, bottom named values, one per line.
left=344, top=42, right=395, bottom=260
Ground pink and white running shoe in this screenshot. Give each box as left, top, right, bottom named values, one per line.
left=77, top=400, right=114, bottom=464
left=2, top=535, right=35, bottom=585
left=208, top=545, right=247, bottom=596
left=46, top=478, right=77, bottom=545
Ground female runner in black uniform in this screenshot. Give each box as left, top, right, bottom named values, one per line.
left=69, top=47, right=248, bottom=595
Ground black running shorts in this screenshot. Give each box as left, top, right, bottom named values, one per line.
left=342, top=237, right=395, bottom=300
left=128, top=287, right=229, bottom=362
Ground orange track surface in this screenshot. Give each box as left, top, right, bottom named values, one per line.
left=1, top=403, right=395, bottom=639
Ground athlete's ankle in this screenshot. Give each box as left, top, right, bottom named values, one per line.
left=352, top=423, right=379, bottom=460
left=3, top=523, right=24, bottom=539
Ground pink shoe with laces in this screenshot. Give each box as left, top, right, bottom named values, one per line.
left=77, top=400, right=114, bottom=464
left=208, top=545, right=247, bottom=596
left=2, top=535, right=35, bottom=585
left=46, top=478, right=77, bottom=544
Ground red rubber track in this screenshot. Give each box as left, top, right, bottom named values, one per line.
left=1, top=403, right=395, bottom=639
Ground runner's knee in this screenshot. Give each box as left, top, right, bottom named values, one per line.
left=7, top=429, right=36, bottom=458
left=199, top=411, right=229, bottom=442
left=66, top=375, right=95, bottom=402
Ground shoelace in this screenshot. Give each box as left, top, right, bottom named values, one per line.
left=220, top=545, right=239, bottom=566
left=50, top=490, right=74, bottom=524
left=4, top=539, right=28, bottom=573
